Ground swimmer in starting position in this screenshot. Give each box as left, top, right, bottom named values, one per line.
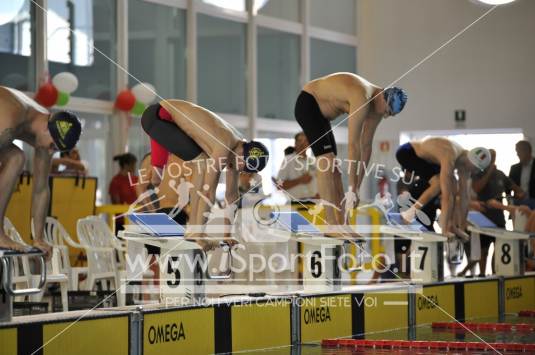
left=294, top=72, right=407, bottom=235
left=396, top=136, right=491, bottom=239
left=0, top=86, right=82, bottom=255
left=141, top=100, right=269, bottom=250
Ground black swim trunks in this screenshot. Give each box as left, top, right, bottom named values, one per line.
left=295, top=91, right=337, bottom=157
left=396, top=142, right=440, bottom=182
left=141, top=103, right=203, bottom=161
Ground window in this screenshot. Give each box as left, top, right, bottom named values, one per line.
left=128, top=0, right=186, bottom=100
left=258, top=0, right=300, bottom=22
left=310, top=38, right=356, bottom=79
left=257, top=137, right=292, bottom=197
left=201, top=0, right=246, bottom=12
left=0, top=0, right=35, bottom=91
left=198, top=14, right=246, bottom=114
left=47, top=0, right=117, bottom=100
left=310, top=0, right=356, bottom=35
left=73, top=112, right=111, bottom=205
left=127, top=116, right=151, bottom=167
left=258, top=27, right=300, bottom=120
left=310, top=39, right=356, bottom=126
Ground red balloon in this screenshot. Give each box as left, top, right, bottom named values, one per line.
left=115, top=90, right=136, bottom=111
left=35, top=82, right=59, bottom=107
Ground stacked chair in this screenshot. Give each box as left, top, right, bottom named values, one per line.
left=4, top=217, right=69, bottom=312
left=76, top=216, right=126, bottom=306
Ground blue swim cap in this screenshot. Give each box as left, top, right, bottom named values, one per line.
left=243, top=141, right=269, bottom=173
left=384, top=87, right=407, bottom=116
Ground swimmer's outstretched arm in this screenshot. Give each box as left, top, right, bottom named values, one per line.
left=416, top=140, right=458, bottom=235
left=193, top=150, right=228, bottom=237
left=224, top=166, right=239, bottom=239
left=31, top=147, right=53, bottom=256
left=456, top=169, right=472, bottom=232
left=439, top=161, right=456, bottom=236
left=187, top=156, right=205, bottom=236
left=418, top=176, right=441, bottom=206
left=401, top=175, right=442, bottom=223
left=347, top=106, right=366, bottom=198
left=198, top=169, right=220, bottom=228
left=356, top=116, right=381, bottom=193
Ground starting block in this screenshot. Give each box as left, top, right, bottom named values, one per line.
left=271, top=211, right=363, bottom=292
left=297, top=236, right=343, bottom=292
left=514, top=211, right=535, bottom=263
left=381, top=213, right=447, bottom=283
left=121, top=213, right=233, bottom=305
left=0, top=248, right=47, bottom=322
left=467, top=211, right=533, bottom=276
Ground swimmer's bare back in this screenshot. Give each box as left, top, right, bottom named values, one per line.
left=159, top=99, right=242, bottom=158
left=0, top=85, right=41, bottom=152
left=411, top=137, right=465, bottom=167
left=303, top=72, right=381, bottom=121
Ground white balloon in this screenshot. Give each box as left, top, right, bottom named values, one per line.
left=132, top=83, right=156, bottom=104
left=0, top=0, right=25, bottom=26
left=52, top=72, right=79, bottom=94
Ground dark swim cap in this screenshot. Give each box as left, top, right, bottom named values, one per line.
left=243, top=141, right=269, bottom=173
left=48, top=111, right=82, bottom=151
left=384, top=87, right=407, bottom=116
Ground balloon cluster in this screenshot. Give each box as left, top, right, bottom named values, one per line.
left=115, top=83, right=156, bottom=116
left=35, top=72, right=79, bottom=107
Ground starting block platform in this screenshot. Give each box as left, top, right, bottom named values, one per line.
left=468, top=211, right=534, bottom=276
left=1, top=274, right=533, bottom=354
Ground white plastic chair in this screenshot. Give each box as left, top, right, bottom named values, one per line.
left=42, top=217, right=88, bottom=291
left=76, top=217, right=125, bottom=306
left=88, top=216, right=127, bottom=269
left=31, top=219, right=69, bottom=312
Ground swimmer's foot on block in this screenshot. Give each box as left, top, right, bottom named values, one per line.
left=323, top=225, right=362, bottom=240
left=453, top=227, right=470, bottom=242
left=32, top=239, right=53, bottom=259
left=186, top=236, right=236, bottom=252
left=0, top=236, right=28, bottom=253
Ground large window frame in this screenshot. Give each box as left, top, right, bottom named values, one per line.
left=24, top=0, right=357, bottom=203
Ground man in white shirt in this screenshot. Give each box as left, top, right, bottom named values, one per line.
left=509, top=140, right=535, bottom=208
left=277, top=132, right=318, bottom=201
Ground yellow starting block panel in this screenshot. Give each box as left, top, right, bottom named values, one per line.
left=0, top=327, right=17, bottom=355
left=143, top=307, right=214, bottom=355
left=43, top=315, right=129, bottom=355
left=300, top=294, right=353, bottom=343
left=463, top=280, right=499, bottom=320
left=364, top=290, right=409, bottom=339
left=504, top=276, right=535, bottom=314
left=231, top=300, right=291, bottom=352
left=415, top=284, right=455, bottom=325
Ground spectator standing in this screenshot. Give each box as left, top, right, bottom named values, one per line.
left=462, top=150, right=523, bottom=276
left=109, top=153, right=138, bottom=205
left=509, top=140, right=535, bottom=207
left=276, top=132, right=318, bottom=201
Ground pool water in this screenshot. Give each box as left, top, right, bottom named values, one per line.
left=237, top=315, right=535, bottom=355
